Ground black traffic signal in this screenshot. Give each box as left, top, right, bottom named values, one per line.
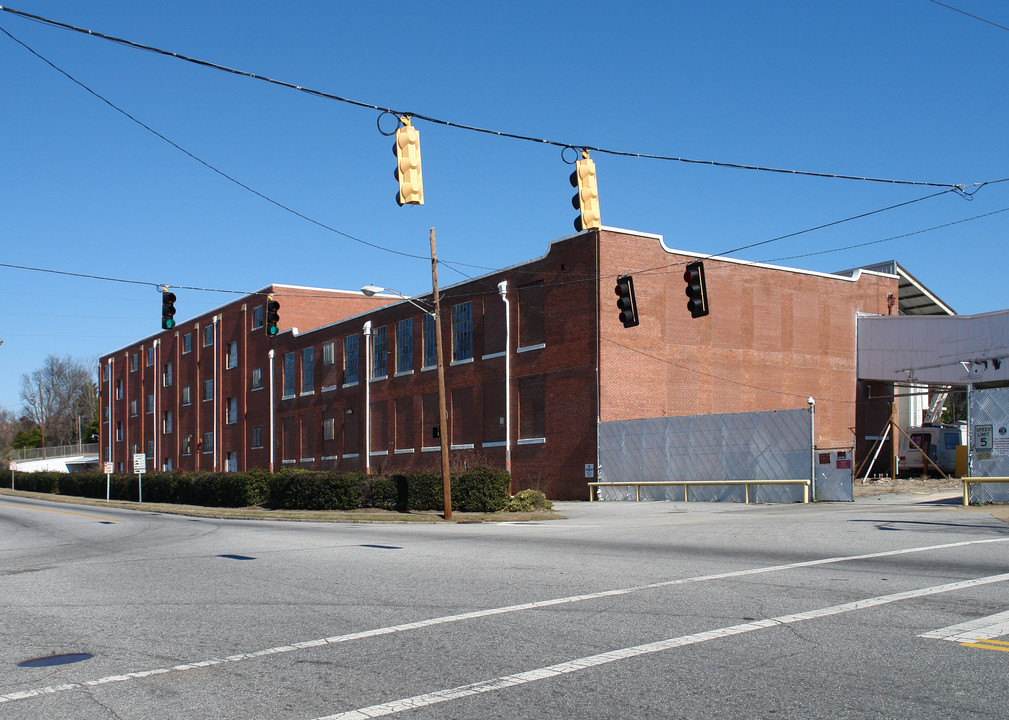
left=569, top=151, right=601, bottom=232
left=684, top=261, right=709, bottom=318
left=266, top=297, right=280, bottom=336
left=161, top=290, right=177, bottom=330
left=614, top=275, right=639, bottom=328
left=393, top=117, right=424, bottom=206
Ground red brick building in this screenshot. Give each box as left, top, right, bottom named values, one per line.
left=99, top=228, right=897, bottom=499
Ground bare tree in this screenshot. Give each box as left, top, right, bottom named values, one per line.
left=19, top=354, right=97, bottom=447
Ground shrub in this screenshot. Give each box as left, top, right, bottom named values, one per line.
left=392, top=470, right=445, bottom=511
left=453, top=466, right=510, bottom=513
left=266, top=471, right=367, bottom=510
left=504, top=489, right=552, bottom=512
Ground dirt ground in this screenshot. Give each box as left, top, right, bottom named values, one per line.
left=855, top=475, right=1009, bottom=524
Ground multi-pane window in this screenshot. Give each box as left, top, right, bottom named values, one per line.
left=131, top=353, right=139, bottom=372
left=130, top=399, right=138, bottom=417
left=116, top=422, right=123, bottom=441
left=252, top=305, right=264, bottom=329
left=251, top=426, right=263, bottom=449
left=183, top=333, right=192, bottom=354
left=452, top=302, right=474, bottom=362
left=202, top=432, right=214, bottom=453
left=251, top=367, right=262, bottom=390
left=182, top=385, right=192, bottom=405
left=422, top=314, right=437, bottom=369
left=396, top=318, right=413, bottom=374
left=203, top=379, right=213, bottom=402
left=227, top=341, right=238, bottom=369
left=146, top=440, right=154, bottom=459
left=182, top=435, right=192, bottom=455
left=103, top=407, right=109, bottom=424
left=283, top=352, right=296, bottom=397
left=302, top=348, right=314, bottom=393
left=227, top=451, right=238, bottom=472
left=103, top=364, right=111, bottom=382
left=146, top=394, right=154, bottom=414
left=146, top=347, right=155, bottom=366
left=203, top=324, right=214, bottom=347
left=323, top=417, right=335, bottom=441
left=226, top=397, right=238, bottom=424
left=372, top=326, right=387, bottom=379
left=323, top=341, right=335, bottom=366
left=163, top=362, right=173, bottom=387
left=116, top=379, right=123, bottom=399
left=344, top=335, right=359, bottom=385
left=163, top=411, right=173, bottom=434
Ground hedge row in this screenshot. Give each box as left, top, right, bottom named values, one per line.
left=0, top=466, right=518, bottom=513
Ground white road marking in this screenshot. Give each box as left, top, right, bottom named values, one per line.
left=316, top=572, right=1009, bottom=720
left=920, top=609, right=1009, bottom=642
left=2, top=537, right=1007, bottom=705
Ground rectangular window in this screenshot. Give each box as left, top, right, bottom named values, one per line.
left=116, top=422, right=123, bottom=442
left=146, top=394, right=154, bottom=414
left=163, top=457, right=173, bottom=472
left=519, top=375, right=546, bottom=439
left=146, top=440, right=154, bottom=459
left=103, top=364, right=111, bottom=382
left=252, top=305, right=264, bottom=330
left=396, top=318, right=413, bottom=374
left=163, top=411, right=173, bottom=435
left=203, top=324, right=214, bottom=347
left=452, top=302, right=474, bottom=362
left=227, top=341, right=238, bottom=369
left=323, top=342, right=335, bottom=366
left=395, top=397, right=413, bottom=450
left=372, top=326, right=387, bottom=379
left=344, top=335, right=359, bottom=385
left=182, top=434, right=192, bottom=456
left=131, top=353, right=139, bottom=372
left=323, top=417, right=335, bottom=441
left=422, top=314, right=437, bottom=369
left=302, top=347, right=315, bottom=393
left=116, top=379, right=123, bottom=400
left=130, top=399, right=138, bottom=417
left=518, top=281, right=545, bottom=348
left=183, top=333, right=192, bottom=354
left=226, top=451, right=238, bottom=473
left=202, top=432, right=214, bottom=453
left=163, top=362, right=173, bottom=387
left=203, top=379, right=214, bottom=402
left=146, top=346, right=155, bottom=366
left=103, top=406, right=109, bottom=424
left=251, top=367, right=262, bottom=390
left=182, top=385, right=192, bottom=405
left=283, top=352, right=296, bottom=397
left=226, top=397, right=238, bottom=424
left=251, top=426, right=263, bottom=449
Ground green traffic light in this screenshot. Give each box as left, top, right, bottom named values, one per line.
left=267, top=324, right=278, bottom=336
left=166, top=319, right=175, bottom=329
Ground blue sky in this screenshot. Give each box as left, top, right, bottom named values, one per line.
left=1, top=1, right=1007, bottom=415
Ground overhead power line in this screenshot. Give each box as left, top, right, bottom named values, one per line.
left=0, top=4, right=977, bottom=190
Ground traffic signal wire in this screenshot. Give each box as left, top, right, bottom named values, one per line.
left=0, top=5, right=985, bottom=191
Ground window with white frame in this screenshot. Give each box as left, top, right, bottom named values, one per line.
left=163, top=410, right=173, bottom=434
left=182, top=434, right=192, bottom=455
left=131, top=353, right=139, bottom=372
left=146, top=440, right=154, bottom=459
left=227, top=341, right=238, bottom=369
left=146, top=346, right=155, bottom=366
left=202, top=432, right=214, bottom=453
left=163, top=362, right=173, bottom=387
left=452, top=301, right=473, bottom=362
left=182, top=385, right=191, bottom=405
left=203, top=379, right=213, bottom=402
left=116, top=422, right=123, bottom=441
left=251, top=367, right=262, bottom=390
left=396, top=318, right=413, bottom=374
left=283, top=352, right=296, bottom=397
left=323, top=341, right=335, bottom=366
left=130, top=399, right=138, bottom=417
left=183, top=332, right=192, bottom=354
left=323, top=417, right=335, bottom=441
left=203, top=324, right=214, bottom=347
left=226, top=397, right=238, bottom=424
left=226, top=451, right=238, bottom=472
left=252, top=305, right=264, bottom=330
left=145, top=394, right=154, bottom=414
left=302, top=347, right=314, bottom=393
left=344, top=335, right=359, bottom=385
left=372, top=326, right=387, bottom=379
left=251, top=426, right=263, bottom=449
left=116, top=379, right=123, bottom=399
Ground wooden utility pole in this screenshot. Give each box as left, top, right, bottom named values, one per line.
left=430, top=228, right=452, bottom=520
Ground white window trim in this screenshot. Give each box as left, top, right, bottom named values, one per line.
left=342, top=453, right=360, bottom=459
left=300, top=457, right=315, bottom=463
left=282, top=459, right=297, bottom=465
left=342, top=381, right=359, bottom=389
left=394, top=448, right=415, bottom=455
left=450, top=443, right=475, bottom=451
left=394, top=370, right=415, bottom=378
left=517, top=437, right=547, bottom=445
left=517, top=343, right=547, bottom=353
left=421, top=446, right=440, bottom=453
left=370, top=450, right=389, bottom=457
left=369, top=374, right=388, bottom=383
left=321, top=455, right=339, bottom=461
left=481, top=351, right=506, bottom=360
left=421, top=365, right=437, bottom=372
left=449, top=357, right=474, bottom=367
left=321, top=385, right=339, bottom=393
left=482, top=441, right=507, bottom=448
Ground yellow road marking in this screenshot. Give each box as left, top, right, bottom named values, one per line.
left=961, top=641, right=1009, bottom=653
left=0, top=503, right=121, bottom=523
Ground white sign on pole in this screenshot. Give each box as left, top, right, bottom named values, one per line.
left=133, top=453, right=146, bottom=474
left=104, top=462, right=114, bottom=475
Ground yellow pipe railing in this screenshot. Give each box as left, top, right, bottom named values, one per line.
left=961, top=477, right=1009, bottom=506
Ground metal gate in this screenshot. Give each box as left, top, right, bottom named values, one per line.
left=968, top=387, right=1009, bottom=504
left=597, top=409, right=814, bottom=503
left=814, top=447, right=854, bottom=502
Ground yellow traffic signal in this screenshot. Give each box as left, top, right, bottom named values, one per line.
left=394, top=117, right=424, bottom=206
left=569, top=151, right=600, bottom=232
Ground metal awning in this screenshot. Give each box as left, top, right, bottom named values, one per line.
left=837, top=260, right=955, bottom=316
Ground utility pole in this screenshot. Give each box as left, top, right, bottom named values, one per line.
left=431, top=228, right=452, bottom=520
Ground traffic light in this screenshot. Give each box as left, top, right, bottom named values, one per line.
left=684, top=261, right=709, bottom=318
left=614, top=275, right=639, bottom=328
left=393, top=117, right=424, bottom=206
left=569, top=151, right=601, bottom=232
left=161, top=289, right=177, bottom=330
left=266, top=296, right=280, bottom=336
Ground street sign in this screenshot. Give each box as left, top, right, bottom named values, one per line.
left=104, top=462, right=114, bottom=474
left=133, top=453, right=146, bottom=474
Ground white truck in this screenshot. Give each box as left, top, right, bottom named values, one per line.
left=897, top=423, right=966, bottom=476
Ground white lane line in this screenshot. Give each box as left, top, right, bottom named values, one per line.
left=920, top=609, right=1009, bottom=642
left=2, top=537, right=1006, bottom=705
left=316, top=572, right=1009, bottom=720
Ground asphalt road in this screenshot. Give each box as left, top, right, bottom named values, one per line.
left=1, top=492, right=1007, bottom=719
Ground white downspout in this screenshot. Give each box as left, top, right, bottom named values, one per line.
left=213, top=315, right=219, bottom=471
left=107, top=357, right=113, bottom=466
left=269, top=348, right=275, bottom=472
left=498, top=281, right=511, bottom=474
left=153, top=339, right=159, bottom=470
left=363, top=321, right=372, bottom=474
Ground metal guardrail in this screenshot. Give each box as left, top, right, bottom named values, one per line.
left=962, top=477, right=1009, bottom=506
left=10, top=443, right=100, bottom=461
left=588, top=479, right=811, bottom=504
